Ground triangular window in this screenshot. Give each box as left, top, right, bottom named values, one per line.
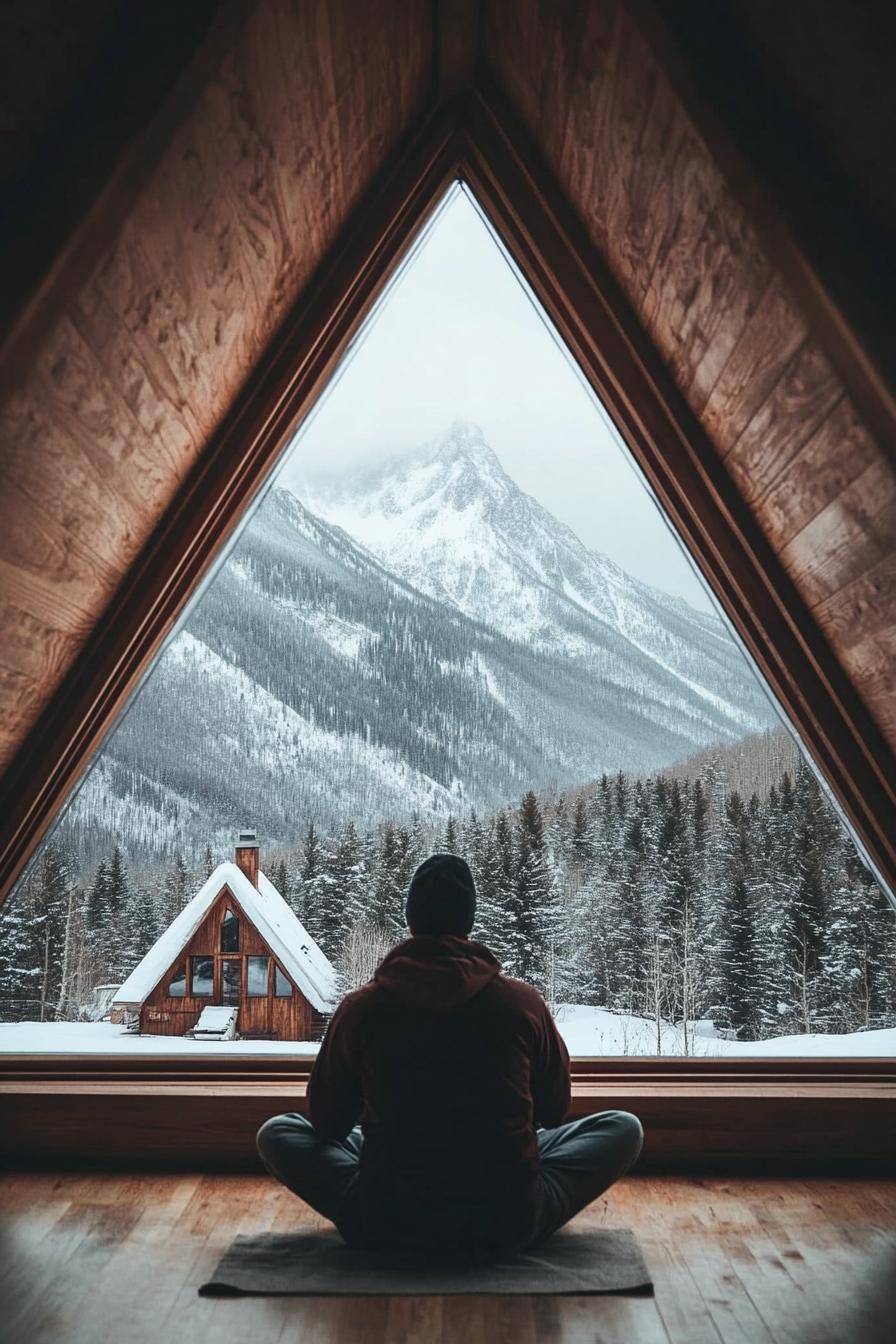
left=1, top=185, right=893, bottom=1059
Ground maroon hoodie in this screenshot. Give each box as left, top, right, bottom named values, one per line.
left=307, top=936, right=570, bottom=1246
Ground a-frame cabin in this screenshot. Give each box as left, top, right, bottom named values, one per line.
left=1, top=2, right=895, bottom=1341
left=111, top=833, right=335, bottom=1041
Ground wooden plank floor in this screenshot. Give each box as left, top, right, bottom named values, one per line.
left=1, top=1173, right=895, bottom=1343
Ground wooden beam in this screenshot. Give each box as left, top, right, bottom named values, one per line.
left=435, top=0, right=482, bottom=100
left=3, top=1056, right=895, bottom=1173
left=458, top=79, right=896, bottom=903
left=0, top=107, right=461, bottom=905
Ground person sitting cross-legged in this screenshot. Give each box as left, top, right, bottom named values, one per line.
left=257, top=853, right=643, bottom=1255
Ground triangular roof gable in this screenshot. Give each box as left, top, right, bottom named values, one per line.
left=1, top=15, right=894, bottom=909
left=113, top=861, right=337, bottom=1015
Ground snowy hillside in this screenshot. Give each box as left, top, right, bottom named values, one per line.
left=299, top=421, right=749, bottom=713
left=61, top=426, right=775, bottom=865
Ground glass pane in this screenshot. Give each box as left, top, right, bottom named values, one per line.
left=191, top=956, right=213, bottom=996
left=168, top=966, right=186, bottom=998
left=220, top=908, right=239, bottom=953
left=221, top=959, right=241, bottom=1004
left=247, top=955, right=269, bottom=996
left=274, top=965, right=293, bottom=998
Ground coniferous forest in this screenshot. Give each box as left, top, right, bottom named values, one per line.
left=2, top=742, right=894, bottom=1051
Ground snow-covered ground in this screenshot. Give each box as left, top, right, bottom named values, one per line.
left=553, top=1005, right=896, bottom=1057
left=2, top=1006, right=895, bottom=1056
left=0, top=1021, right=322, bottom=1055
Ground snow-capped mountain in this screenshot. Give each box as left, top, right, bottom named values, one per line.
left=297, top=420, right=764, bottom=726
left=63, top=426, right=776, bottom=866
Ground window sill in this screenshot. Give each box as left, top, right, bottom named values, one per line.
left=3, top=1054, right=895, bottom=1173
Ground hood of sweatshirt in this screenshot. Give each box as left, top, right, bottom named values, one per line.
left=374, top=935, right=501, bottom=1012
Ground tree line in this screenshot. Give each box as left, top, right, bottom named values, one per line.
left=3, top=751, right=894, bottom=1050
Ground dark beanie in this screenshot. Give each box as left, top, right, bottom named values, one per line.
left=405, top=853, right=477, bottom=937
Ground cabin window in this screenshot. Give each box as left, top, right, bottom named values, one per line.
left=3, top=185, right=895, bottom=1067
left=221, top=958, right=241, bottom=1004
left=220, top=908, right=239, bottom=953
left=191, top=956, right=214, bottom=996
left=247, top=956, right=269, bottom=996
left=168, top=966, right=186, bottom=997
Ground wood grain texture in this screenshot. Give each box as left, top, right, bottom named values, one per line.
left=482, top=0, right=896, bottom=761
left=0, top=0, right=433, bottom=777
left=2, top=1171, right=896, bottom=1343
left=0, top=1, right=223, bottom=385
left=639, top=0, right=896, bottom=460
left=4, top=1057, right=896, bottom=1173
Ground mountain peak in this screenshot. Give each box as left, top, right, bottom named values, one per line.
left=433, top=420, right=499, bottom=468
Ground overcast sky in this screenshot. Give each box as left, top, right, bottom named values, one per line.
left=278, top=186, right=713, bottom=610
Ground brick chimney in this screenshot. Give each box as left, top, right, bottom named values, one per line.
left=234, top=829, right=259, bottom=887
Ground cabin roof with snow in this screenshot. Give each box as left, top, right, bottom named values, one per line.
left=112, top=862, right=337, bottom=1016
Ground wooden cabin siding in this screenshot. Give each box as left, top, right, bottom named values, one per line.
left=482, top=0, right=896, bottom=755
left=139, top=885, right=318, bottom=1041
left=0, top=0, right=433, bottom=776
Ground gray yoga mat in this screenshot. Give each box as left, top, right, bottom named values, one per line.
left=199, top=1227, right=653, bottom=1296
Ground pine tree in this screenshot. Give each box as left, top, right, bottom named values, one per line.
left=752, top=781, right=797, bottom=1036
left=708, top=793, right=760, bottom=1039
left=124, top=883, right=161, bottom=973
left=203, top=844, right=215, bottom=879
left=273, top=857, right=290, bottom=904
left=333, top=822, right=368, bottom=931
left=369, top=822, right=409, bottom=937
left=609, top=795, right=650, bottom=1015
left=301, top=822, right=321, bottom=886
left=568, top=867, right=612, bottom=1007
left=463, top=810, right=486, bottom=881
left=477, top=811, right=521, bottom=971
left=472, top=819, right=504, bottom=953
left=3, top=843, right=74, bottom=1021
left=443, top=814, right=459, bottom=854
left=299, top=822, right=327, bottom=941
left=313, top=837, right=347, bottom=963
left=514, top=791, right=559, bottom=996
left=0, top=883, right=34, bottom=1019
left=85, top=859, right=110, bottom=947
left=790, top=761, right=837, bottom=1028
left=159, top=854, right=190, bottom=931
left=570, top=795, right=592, bottom=872
left=106, top=845, right=130, bottom=979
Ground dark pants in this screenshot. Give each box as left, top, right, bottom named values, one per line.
left=257, top=1110, right=643, bottom=1252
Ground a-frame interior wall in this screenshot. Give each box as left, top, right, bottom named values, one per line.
left=0, top=0, right=894, bottom=907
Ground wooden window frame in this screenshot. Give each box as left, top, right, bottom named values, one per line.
left=167, top=964, right=187, bottom=999
left=190, top=955, right=215, bottom=998
left=246, top=955, right=270, bottom=999
left=220, top=956, right=241, bottom=1006
left=1, top=1054, right=894, bottom=1173
left=1, top=92, right=895, bottom=1167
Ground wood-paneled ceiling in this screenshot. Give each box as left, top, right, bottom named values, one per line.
left=0, top=0, right=893, bottom=903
